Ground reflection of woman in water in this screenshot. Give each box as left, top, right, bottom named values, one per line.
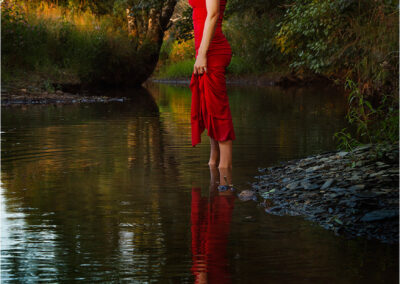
left=190, top=166, right=236, bottom=283
left=189, top=0, right=235, bottom=169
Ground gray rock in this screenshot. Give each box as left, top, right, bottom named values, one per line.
left=347, top=175, right=361, bottom=181
left=354, top=144, right=372, bottom=152
left=265, top=206, right=282, bottom=213
left=355, top=192, right=383, bottom=198
left=320, top=178, right=335, bottom=190
left=368, top=170, right=387, bottom=178
left=286, top=181, right=299, bottom=190
left=337, top=151, right=349, bottom=157
left=238, top=190, right=255, bottom=201
left=360, top=210, right=399, bottom=222
left=327, top=192, right=345, bottom=198
left=355, top=161, right=364, bottom=167
left=250, top=142, right=399, bottom=244
left=300, top=181, right=319, bottom=190
left=348, top=184, right=366, bottom=191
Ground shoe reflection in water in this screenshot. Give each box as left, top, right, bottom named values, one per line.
left=190, top=166, right=236, bottom=284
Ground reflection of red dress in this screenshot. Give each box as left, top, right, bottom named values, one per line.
left=190, top=188, right=235, bottom=283
left=188, top=0, right=235, bottom=147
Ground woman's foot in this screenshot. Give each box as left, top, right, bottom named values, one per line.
left=218, top=166, right=232, bottom=183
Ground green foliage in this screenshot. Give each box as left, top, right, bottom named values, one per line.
left=173, top=5, right=193, bottom=43
left=227, top=56, right=258, bottom=75
left=276, top=0, right=354, bottom=73
left=225, top=0, right=289, bottom=17
left=333, top=78, right=399, bottom=150
left=43, top=79, right=56, bottom=92
left=224, top=10, right=285, bottom=73
left=1, top=0, right=146, bottom=86
left=333, top=129, right=359, bottom=151
left=156, top=59, right=195, bottom=79
left=276, top=0, right=398, bottom=82
left=1, top=1, right=47, bottom=69
left=275, top=0, right=399, bottom=147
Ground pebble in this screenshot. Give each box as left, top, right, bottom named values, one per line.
left=320, top=178, right=335, bottom=190
left=360, top=210, right=399, bottom=222
left=238, top=190, right=255, bottom=202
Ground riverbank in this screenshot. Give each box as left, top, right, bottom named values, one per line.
left=149, top=71, right=335, bottom=88
left=251, top=142, right=399, bottom=244
left=1, top=88, right=130, bottom=106
left=2, top=71, right=339, bottom=106
left=1, top=77, right=131, bottom=106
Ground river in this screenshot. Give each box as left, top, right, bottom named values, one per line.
left=1, top=82, right=397, bottom=283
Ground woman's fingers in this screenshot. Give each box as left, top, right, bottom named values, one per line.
left=193, top=65, right=207, bottom=75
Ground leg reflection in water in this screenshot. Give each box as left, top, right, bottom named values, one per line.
left=190, top=166, right=236, bottom=284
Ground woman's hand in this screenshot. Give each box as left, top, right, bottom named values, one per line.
left=193, top=52, right=207, bottom=75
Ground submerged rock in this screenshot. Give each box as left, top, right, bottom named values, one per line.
left=238, top=190, right=256, bottom=202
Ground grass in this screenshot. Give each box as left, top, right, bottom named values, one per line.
left=1, top=0, right=143, bottom=87
left=155, top=59, right=195, bottom=79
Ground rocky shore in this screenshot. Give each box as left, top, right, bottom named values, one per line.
left=1, top=88, right=129, bottom=106
left=251, top=142, right=399, bottom=244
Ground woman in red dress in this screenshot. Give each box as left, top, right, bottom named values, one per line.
left=189, top=0, right=235, bottom=169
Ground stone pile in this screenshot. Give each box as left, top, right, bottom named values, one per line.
left=252, top=143, right=399, bottom=244
left=1, top=88, right=128, bottom=106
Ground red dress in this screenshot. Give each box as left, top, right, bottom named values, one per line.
left=189, top=0, right=236, bottom=147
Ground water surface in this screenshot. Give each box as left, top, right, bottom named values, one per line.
left=1, top=83, right=397, bottom=283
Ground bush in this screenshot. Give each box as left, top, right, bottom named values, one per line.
left=276, top=0, right=399, bottom=90
left=334, top=78, right=399, bottom=150
left=156, top=59, right=195, bottom=79
left=1, top=0, right=144, bottom=86
left=224, top=9, right=285, bottom=73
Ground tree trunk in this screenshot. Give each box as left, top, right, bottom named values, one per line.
left=126, top=0, right=177, bottom=85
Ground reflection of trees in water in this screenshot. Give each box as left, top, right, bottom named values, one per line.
left=148, top=82, right=349, bottom=164
left=0, top=87, right=186, bottom=281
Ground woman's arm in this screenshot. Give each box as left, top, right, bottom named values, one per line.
left=193, top=0, right=220, bottom=75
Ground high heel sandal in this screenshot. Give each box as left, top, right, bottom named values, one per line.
left=217, top=176, right=235, bottom=191
left=217, top=184, right=235, bottom=192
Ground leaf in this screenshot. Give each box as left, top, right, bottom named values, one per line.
left=364, top=100, right=375, bottom=112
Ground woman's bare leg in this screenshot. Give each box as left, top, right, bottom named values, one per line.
left=218, top=140, right=232, bottom=169
left=218, top=166, right=232, bottom=185
left=208, top=137, right=220, bottom=167
left=217, top=165, right=233, bottom=196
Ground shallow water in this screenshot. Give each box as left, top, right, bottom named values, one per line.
left=1, top=83, right=398, bottom=283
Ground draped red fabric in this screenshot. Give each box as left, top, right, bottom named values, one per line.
left=190, top=57, right=235, bottom=147
left=190, top=187, right=235, bottom=284
left=189, top=0, right=235, bottom=147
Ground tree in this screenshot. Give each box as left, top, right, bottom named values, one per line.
left=119, top=0, right=177, bottom=84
